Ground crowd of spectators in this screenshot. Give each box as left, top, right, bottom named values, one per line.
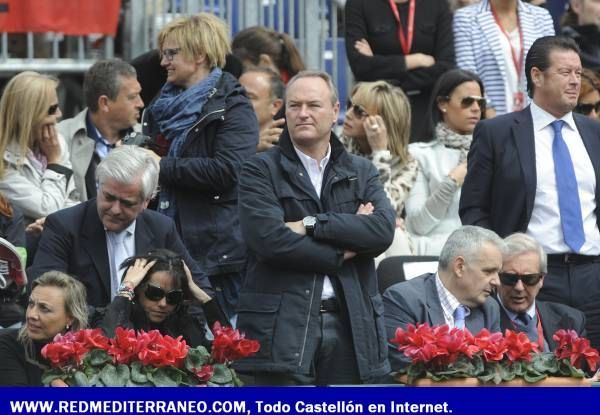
left=0, top=0, right=600, bottom=386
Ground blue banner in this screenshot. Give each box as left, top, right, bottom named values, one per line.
left=0, top=387, right=597, bottom=415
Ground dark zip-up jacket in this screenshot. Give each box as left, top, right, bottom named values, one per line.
left=142, top=72, right=258, bottom=276
left=235, top=129, right=395, bottom=382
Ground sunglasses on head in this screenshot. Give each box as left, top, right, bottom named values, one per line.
left=575, top=101, right=600, bottom=116
left=47, top=103, right=59, bottom=116
left=499, top=272, right=544, bottom=287
left=144, top=283, right=184, bottom=305
left=346, top=98, right=370, bottom=118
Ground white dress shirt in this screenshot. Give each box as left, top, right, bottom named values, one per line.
left=527, top=102, right=600, bottom=254
left=293, top=144, right=336, bottom=300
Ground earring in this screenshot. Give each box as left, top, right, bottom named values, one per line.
left=65, top=324, right=71, bottom=331
left=442, top=109, right=447, bottom=113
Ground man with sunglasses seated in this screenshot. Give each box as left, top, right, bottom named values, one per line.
left=496, top=233, right=586, bottom=351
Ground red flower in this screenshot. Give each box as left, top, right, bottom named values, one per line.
left=474, top=329, right=507, bottom=362
left=437, top=327, right=480, bottom=364
left=137, top=330, right=188, bottom=368
left=80, top=328, right=110, bottom=350
left=553, top=329, right=600, bottom=371
left=210, top=322, right=260, bottom=364
left=504, top=330, right=538, bottom=362
left=108, top=327, right=140, bottom=364
left=192, top=365, right=214, bottom=382
left=42, top=332, right=89, bottom=367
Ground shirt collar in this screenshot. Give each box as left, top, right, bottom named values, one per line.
left=106, top=220, right=136, bottom=240
left=435, top=273, right=471, bottom=322
left=293, top=144, right=331, bottom=173
left=498, top=294, right=536, bottom=322
left=530, top=101, right=577, bottom=133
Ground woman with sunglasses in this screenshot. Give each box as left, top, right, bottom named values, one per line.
left=405, top=69, right=485, bottom=255
left=575, top=69, right=600, bottom=120
left=0, top=71, right=78, bottom=225
left=96, top=249, right=228, bottom=348
left=342, top=80, right=418, bottom=257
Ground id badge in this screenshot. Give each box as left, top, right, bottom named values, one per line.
left=513, top=91, right=524, bottom=111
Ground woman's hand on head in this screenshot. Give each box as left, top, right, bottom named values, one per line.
left=38, top=124, right=62, bottom=164
left=183, top=262, right=211, bottom=304
left=122, top=259, right=156, bottom=289
left=363, top=115, right=388, bottom=152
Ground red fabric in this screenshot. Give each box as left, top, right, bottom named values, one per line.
left=0, top=0, right=121, bottom=36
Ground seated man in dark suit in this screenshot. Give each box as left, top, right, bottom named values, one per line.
left=28, top=145, right=213, bottom=308
left=383, top=225, right=503, bottom=371
left=497, top=232, right=586, bottom=351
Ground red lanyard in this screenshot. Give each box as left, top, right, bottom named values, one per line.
left=490, top=2, right=524, bottom=79
left=388, top=0, right=416, bottom=55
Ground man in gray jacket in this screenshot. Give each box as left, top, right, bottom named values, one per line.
left=383, top=225, right=504, bottom=371
left=58, top=59, right=144, bottom=201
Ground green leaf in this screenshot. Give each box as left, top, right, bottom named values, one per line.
left=185, top=346, right=211, bottom=371
left=209, top=364, right=234, bottom=385
left=99, top=364, right=129, bottom=386
left=150, top=367, right=182, bottom=387
left=86, top=349, right=112, bottom=367
left=523, top=371, right=547, bottom=383
left=72, top=371, right=90, bottom=386
left=130, top=361, right=148, bottom=383
left=41, top=369, right=68, bottom=386
left=531, top=353, right=559, bottom=374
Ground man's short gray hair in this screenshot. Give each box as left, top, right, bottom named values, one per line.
left=96, top=145, right=159, bottom=201
left=503, top=233, right=548, bottom=273
left=286, top=70, right=338, bottom=106
left=438, top=225, right=505, bottom=270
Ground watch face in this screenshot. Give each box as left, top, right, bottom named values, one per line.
left=304, top=216, right=316, bottom=227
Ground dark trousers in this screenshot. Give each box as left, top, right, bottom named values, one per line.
left=209, top=271, right=243, bottom=321
left=537, top=259, right=600, bottom=349
left=252, top=307, right=361, bottom=386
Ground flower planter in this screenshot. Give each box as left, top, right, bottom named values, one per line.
left=396, top=374, right=594, bottom=387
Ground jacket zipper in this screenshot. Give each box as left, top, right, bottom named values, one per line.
left=298, top=274, right=317, bottom=366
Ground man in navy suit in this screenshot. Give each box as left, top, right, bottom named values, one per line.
left=460, top=36, right=600, bottom=348
left=496, top=233, right=586, bottom=351
left=383, top=226, right=503, bottom=371
left=28, top=146, right=213, bottom=308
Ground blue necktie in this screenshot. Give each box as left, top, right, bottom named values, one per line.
left=453, top=305, right=466, bottom=330
left=551, top=120, right=585, bottom=252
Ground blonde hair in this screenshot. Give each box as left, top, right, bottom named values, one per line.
left=158, top=13, right=230, bottom=69
left=0, top=71, right=58, bottom=177
left=351, top=81, right=411, bottom=163
left=18, top=271, right=88, bottom=346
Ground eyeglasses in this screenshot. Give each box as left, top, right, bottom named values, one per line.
left=160, top=47, right=182, bottom=61
left=575, top=101, right=600, bottom=116
left=144, top=283, right=184, bottom=305
left=346, top=99, right=370, bottom=118
left=47, top=103, right=59, bottom=116
left=456, top=96, right=487, bottom=110
left=499, top=272, right=544, bottom=287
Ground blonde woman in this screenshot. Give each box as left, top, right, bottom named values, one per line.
left=342, top=80, right=418, bottom=257
left=141, top=13, right=257, bottom=319
left=0, top=72, right=78, bottom=224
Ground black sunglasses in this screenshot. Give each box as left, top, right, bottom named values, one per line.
left=499, top=272, right=544, bottom=287
left=346, top=98, right=370, bottom=118
left=455, top=96, right=486, bottom=110
left=575, top=101, right=600, bottom=116
left=144, top=283, right=184, bottom=305
left=47, top=103, right=59, bottom=116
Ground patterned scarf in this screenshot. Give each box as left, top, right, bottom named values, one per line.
left=150, top=67, right=223, bottom=218
left=435, top=122, right=473, bottom=163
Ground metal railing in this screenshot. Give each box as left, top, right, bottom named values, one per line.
left=0, top=0, right=352, bottom=112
